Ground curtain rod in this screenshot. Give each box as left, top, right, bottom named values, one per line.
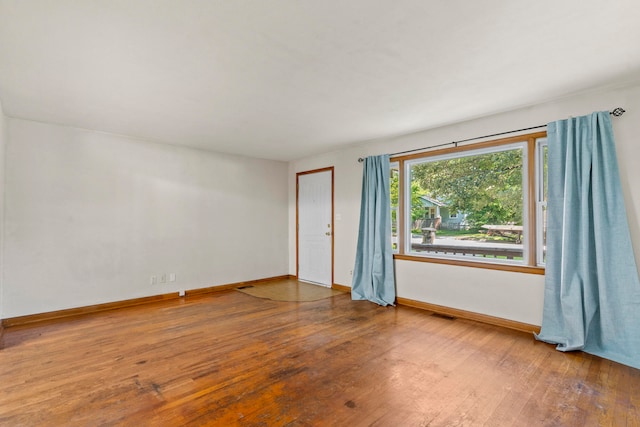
left=357, top=107, right=626, bottom=162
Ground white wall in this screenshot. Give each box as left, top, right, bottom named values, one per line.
left=0, top=101, right=6, bottom=320
left=288, top=81, right=640, bottom=326
left=3, top=119, right=289, bottom=318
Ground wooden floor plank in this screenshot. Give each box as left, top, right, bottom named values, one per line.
left=1, top=282, right=639, bottom=426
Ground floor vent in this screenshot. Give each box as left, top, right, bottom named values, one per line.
left=432, top=313, right=456, bottom=321
left=236, top=285, right=255, bottom=289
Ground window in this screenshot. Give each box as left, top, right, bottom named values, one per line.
left=394, top=132, right=546, bottom=273
left=390, top=162, right=399, bottom=253
left=536, top=139, right=548, bottom=266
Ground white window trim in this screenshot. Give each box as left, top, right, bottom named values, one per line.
left=535, top=138, right=548, bottom=266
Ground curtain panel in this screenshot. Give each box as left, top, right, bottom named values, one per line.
left=351, top=155, right=396, bottom=306
left=536, top=111, right=640, bottom=369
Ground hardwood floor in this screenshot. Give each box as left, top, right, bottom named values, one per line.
left=1, top=284, right=638, bottom=426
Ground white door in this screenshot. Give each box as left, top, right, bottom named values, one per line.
left=297, top=169, right=333, bottom=287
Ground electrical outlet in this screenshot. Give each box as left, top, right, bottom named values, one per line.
left=349, top=270, right=353, bottom=275
left=150, top=276, right=157, bottom=285
left=169, top=273, right=176, bottom=282
left=160, top=274, right=167, bottom=283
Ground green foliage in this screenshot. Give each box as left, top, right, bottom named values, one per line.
left=390, top=169, right=428, bottom=223
left=390, top=168, right=399, bottom=229
left=410, top=149, right=523, bottom=227
left=409, top=182, right=427, bottom=222
left=390, top=169, right=399, bottom=206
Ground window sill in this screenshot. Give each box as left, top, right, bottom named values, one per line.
left=393, top=254, right=545, bottom=275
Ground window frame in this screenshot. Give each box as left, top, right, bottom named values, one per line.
left=392, top=131, right=546, bottom=275
left=390, top=162, right=400, bottom=254
left=535, top=138, right=548, bottom=266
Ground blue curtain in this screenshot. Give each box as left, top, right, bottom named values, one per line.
left=351, top=155, right=396, bottom=306
left=536, top=111, right=640, bottom=369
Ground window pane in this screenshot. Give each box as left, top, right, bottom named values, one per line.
left=536, top=139, right=548, bottom=265
left=543, top=144, right=548, bottom=201
left=407, top=146, right=525, bottom=263
left=540, top=203, right=547, bottom=264
left=390, top=162, right=399, bottom=253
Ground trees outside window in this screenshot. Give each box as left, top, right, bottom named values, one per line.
left=391, top=132, right=546, bottom=272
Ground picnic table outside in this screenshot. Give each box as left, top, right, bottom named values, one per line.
left=482, top=224, right=523, bottom=243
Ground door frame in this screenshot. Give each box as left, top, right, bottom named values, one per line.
left=296, top=167, right=334, bottom=286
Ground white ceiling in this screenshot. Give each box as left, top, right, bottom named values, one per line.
left=1, top=1, right=639, bottom=161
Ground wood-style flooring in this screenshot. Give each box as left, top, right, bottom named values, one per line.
left=1, top=284, right=639, bottom=426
